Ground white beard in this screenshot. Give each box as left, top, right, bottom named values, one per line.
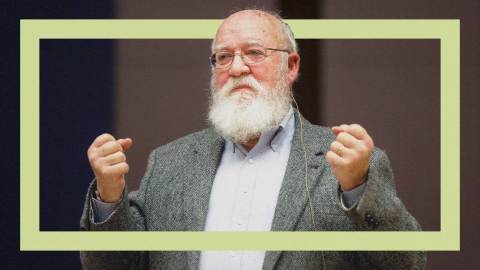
left=208, top=74, right=292, bottom=144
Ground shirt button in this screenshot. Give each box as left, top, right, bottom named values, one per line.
left=248, top=158, right=254, bottom=164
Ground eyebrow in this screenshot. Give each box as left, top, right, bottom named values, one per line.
left=214, top=40, right=265, bottom=52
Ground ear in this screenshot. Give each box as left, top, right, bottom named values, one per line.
left=287, top=53, right=300, bottom=85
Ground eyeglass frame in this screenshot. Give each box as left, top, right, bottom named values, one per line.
left=209, top=46, right=291, bottom=69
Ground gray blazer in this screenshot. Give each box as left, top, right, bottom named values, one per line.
left=80, top=112, right=426, bottom=270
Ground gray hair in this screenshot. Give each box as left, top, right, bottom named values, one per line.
left=210, top=9, right=298, bottom=54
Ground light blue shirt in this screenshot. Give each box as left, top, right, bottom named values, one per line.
left=199, top=107, right=295, bottom=270
left=91, top=106, right=366, bottom=270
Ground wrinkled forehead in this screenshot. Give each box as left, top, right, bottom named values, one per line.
left=214, top=12, right=281, bottom=51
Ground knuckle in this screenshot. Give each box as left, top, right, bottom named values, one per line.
left=88, top=150, right=96, bottom=160
left=325, top=152, right=335, bottom=164
left=115, top=141, right=123, bottom=151
left=89, top=154, right=99, bottom=165
left=332, top=141, right=341, bottom=150
left=366, top=138, right=375, bottom=148
left=99, top=167, right=109, bottom=177
left=101, top=133, right=115, bottom=140
left=357, top=144, right=368, bottom=154
left=88, top=144, right=99, bottom=154
left=106, top=141, right=121, bottom=152
left=341, top=131, right=350, bottom=138
left=330, top=141, right=337, bottom=148
left=103, top=141, right=114, bottom=148
left=92, top=157, right=103, bottom=167
left=87, top=150, right=94, bottom=160
left=337, top=132, right=346, bottom=140
left=351, top=123, right=362, bottom=129
left=123, top=162, right=130, bottom=173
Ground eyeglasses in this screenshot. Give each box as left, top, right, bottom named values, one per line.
left=210, top=46, right=290, bottom=69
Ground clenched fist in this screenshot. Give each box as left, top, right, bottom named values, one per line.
left=87, top=133, right=133, bottom=202
left=325, top=124, right=374, bottom=191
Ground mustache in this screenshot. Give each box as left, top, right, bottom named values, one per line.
left=219, top=76, right=263, bottom=95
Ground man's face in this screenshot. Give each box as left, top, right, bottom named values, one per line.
left=213, top=12, right=287, bottom=96
left=208, top=11, right=299, bottom=144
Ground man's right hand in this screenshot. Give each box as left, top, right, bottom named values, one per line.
left=87, top=133, right=133, bottom=203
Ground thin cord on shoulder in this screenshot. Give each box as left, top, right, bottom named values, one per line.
left=290, top=93, right=327, bottom=270
left=290, top=94, right=317, bottom=230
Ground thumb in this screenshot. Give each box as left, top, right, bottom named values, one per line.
left=117, top=138, right=133, bottom=152
left=331, top=126, right=344, bottom=136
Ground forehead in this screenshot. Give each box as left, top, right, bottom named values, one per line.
left=215, top=12, right=280, bottom=50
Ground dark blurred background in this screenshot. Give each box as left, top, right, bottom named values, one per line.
left=2, top=0, right=478, bottom=269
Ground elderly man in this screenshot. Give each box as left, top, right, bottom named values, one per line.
left=80, top=9, right=425, bottom=270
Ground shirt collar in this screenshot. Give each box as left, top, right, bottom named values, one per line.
left=231, top=106, right=294, bottom=155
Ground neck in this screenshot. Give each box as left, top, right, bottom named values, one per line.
left=241, top=137, right=260, bottom=152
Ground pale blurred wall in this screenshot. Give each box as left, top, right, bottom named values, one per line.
left=319, top=39, right=440, bottom=231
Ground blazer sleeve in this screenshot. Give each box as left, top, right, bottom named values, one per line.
left=79, top=149, right=158, bottom=270
left=341, top=148, right=427, bottom=269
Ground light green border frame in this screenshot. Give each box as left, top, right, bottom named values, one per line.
left=20, top=19, right=460, bottom=251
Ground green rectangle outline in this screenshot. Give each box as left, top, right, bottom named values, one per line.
left=20, top=19, right=460, bottom=251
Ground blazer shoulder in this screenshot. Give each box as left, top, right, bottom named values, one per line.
left=308, top=122, right=335, bottom=140
left=150, top=128, right=217, bottom=158
left=301, top=119, right=336, bottom=145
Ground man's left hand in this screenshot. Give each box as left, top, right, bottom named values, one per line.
left=325, top=124, right=374, bottom=191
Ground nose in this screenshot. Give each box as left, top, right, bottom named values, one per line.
left=228, top=54, right=250, bottom=77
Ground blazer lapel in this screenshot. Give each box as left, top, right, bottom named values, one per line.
left=263, top=111, right=331, bottom=270
left=183, top=128, right=225, bottom=269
